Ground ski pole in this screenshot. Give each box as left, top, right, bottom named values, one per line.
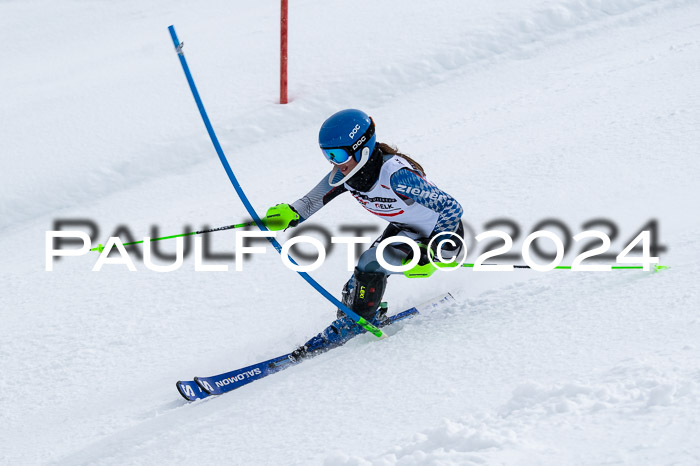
left=89, top=221, right=256, bottom=253
left=459, top=264, right=668, bottom=270
left=405, top=261, right=668, bottom=278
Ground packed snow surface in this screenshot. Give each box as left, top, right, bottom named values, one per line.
left=1, top=0, right=699, bottom=464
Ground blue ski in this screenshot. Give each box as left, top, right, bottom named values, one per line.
left=190, top=308, right=419, bottom=399
left=176, top=294, right=453, bottom=401
left=176, top=309, right=417, bottom=401
left=176, top=379, right=212, bottom=401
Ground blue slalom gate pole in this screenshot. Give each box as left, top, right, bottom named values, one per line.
left=167, top=25, right=384, bottom=339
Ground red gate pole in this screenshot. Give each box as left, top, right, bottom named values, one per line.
left=280, top=0, right=288, bottom=104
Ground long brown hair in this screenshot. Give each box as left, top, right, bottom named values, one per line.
left=377, top=142, right=426, bottom=175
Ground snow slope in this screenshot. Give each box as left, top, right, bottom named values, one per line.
left=1, top=0, right=699, bottom=464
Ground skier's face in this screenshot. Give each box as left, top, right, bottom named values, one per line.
left=338, top=157, right=358, bottom=175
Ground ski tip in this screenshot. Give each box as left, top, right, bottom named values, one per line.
left=177, top=379, right=213, bottom=401
left=194, top=377, right=215, bottom=395
left=422, top=293, right=456, bottom=309
left=176, top=381, right=197, bottom=402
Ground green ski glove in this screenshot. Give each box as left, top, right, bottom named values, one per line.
left=264, top=204, right=300, bottom=231
left=402, top=242, right=463, bottom=278
left=402, top=242, right=437, bottom=278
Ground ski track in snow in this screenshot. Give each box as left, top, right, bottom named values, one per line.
left=330, top=363, right=700, bottom=465
left=2, top=0, right=700, bottom=464
left=327, top=261, right=700, bottom=465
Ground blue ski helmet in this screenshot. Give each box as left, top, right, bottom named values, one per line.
left=318, top=109, right=377, bottom=186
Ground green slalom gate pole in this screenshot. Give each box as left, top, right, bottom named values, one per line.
left=89, top=221, right=256, bottom=253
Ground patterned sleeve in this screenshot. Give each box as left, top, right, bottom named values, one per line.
left=389, top=168, right=463, bottom=235
left=290, top=170, right=348, bottom=221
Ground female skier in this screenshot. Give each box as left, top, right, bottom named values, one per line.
left=265, top=109, right=464, bottom=349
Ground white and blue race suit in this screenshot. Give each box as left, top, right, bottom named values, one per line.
left=291, top=153, right=464, bottom=275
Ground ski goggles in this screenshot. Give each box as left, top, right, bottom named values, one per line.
left=321, top=147, right=355, bottom=165
left=321, top=120, right=375, bottom=165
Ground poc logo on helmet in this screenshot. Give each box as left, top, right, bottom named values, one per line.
left=352, top=136, right=367, bottom=151
left=349, top=124, right=361, bottom=138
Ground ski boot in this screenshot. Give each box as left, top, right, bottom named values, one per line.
left=291, top=269, right=388, bottom=360
left=328, top=268, right=388, bottom=338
